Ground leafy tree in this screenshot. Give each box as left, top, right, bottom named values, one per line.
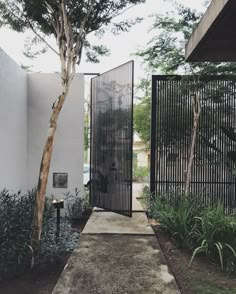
left=134, top=95, right=151, bottom=147
left=136, top=1, right=236, bottom=195
left=133, top=78, right=151, bottom=147
left=0, top=0, right=144, bottom=264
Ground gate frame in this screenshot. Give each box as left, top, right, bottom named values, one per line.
left=150, top=75, right=157, bottom=198
left=150, top=74, right=236, bottom=213
left=89, top=61, right=134, bottom=217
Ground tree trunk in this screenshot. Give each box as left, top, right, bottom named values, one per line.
left=185, top=113, right=200, bottom=196
left=30, top=89, right=68, bottom=265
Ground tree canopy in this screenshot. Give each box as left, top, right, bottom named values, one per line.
left=134, top=95, right=151, bottom=146
left=0, top=0, right=144, bottom=64
left=134, top=1, right=236, bottom=149
left=136, top=2, right=236, bottom=75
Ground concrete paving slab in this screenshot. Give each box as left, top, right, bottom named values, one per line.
left=82, top=211, right=154, bottom=235
left=53, top=235, right=180, bottom=294
left=132, top=183, right=147, bottom=211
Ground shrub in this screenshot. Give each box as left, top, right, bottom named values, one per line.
left=133, top=166, right=149, bottom=182
left=0, top=188, right=80, bottom=279
left=139, top=185, right=151, bottom=211
left=149, top=192, right=203, bottom=248
left=64, top=188, right=90, bottom=220
left=40, top=217, right=80, bottom=258
left=190, top=204, right=236, bottom=273
left=146, top=190, right=236, bottom=274
left=0, top=189, right=36, bottom=275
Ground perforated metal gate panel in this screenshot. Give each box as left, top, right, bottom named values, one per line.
left=90, top=61, right=134, bottom=216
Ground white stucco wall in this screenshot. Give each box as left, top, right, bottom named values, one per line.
left=0, top=48, right=27, bottom=191
left=27, top=73, right=84, bottom=198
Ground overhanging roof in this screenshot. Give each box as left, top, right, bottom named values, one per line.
left=185, top=0, right=236, bottom=62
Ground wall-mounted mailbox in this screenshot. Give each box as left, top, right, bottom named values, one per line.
left=53, top=172, right=68, bottom=188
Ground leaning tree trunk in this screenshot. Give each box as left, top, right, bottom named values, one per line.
left=30, top=86, right=69, bottom=265
left=185, top=93, right=201, bottom=196
left=29, top=0, right=88, bottom=266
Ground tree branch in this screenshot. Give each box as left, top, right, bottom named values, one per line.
left=111, top=4, right=139, bottom=19
left=74, top=0, right=95, bottom=62
left=3, top=2, right=59, bottom=56
left=27, top=21, right=59, bottom=56
left=44, top=1, right=59, bottom=37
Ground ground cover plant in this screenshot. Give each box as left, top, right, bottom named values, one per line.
left=0, top=189, right=80, bottom=279
left=154, top=224, right=236, bottom=294
left=64, top=188, right=91, bottom=220
left=133, top=166, right=149, bottom=182
left=145, top=187, right=236, bottom=275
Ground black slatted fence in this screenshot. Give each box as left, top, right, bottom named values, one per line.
left=151, top=75, right=236, bottom=214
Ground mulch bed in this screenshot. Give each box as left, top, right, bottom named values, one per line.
left=152, top=223, right=236, bottom=294
left=0, top=215, right=90, bottom=294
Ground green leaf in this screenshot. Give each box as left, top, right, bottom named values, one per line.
left=214, top=242, right=224, bottom=270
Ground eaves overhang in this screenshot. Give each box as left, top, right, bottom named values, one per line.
left=185, top=0, right=236, bottom=62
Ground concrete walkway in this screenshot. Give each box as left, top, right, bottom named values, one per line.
left=132, top=182, right=146, bottom=211
left=53, top=210, right=180, bottom=294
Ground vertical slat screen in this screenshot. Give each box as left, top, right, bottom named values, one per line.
left=151, top=75, right=236, bottom=214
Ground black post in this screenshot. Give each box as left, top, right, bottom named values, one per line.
left=56, top=206, right=60, bottom=242
left=52, top=200, right=64, bottom=243
left=130, top=60, right=134, bottom=216
left=150, top=76, right=157, bottom=199
left=89, top=78, right=93, bottom=207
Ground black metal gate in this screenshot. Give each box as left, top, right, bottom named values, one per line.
left=151, top=75, right=236, bottom=214
left=90, top=61, right=134, bottom=216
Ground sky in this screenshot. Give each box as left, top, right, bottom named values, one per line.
left=0, top=0, right=207, bottom=83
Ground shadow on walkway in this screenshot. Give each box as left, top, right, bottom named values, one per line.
left=53, top=211, right=180, bottom=294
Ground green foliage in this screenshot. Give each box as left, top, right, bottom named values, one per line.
left=0, top=189, right=50, bottom=276
left=0, top=189, right=35, bottom=274
left=133, top=166, right=149, bottom=181
left=149, top=192, right=203, bottom=248
left=140, top=184, right=152, bottom=212
left=0, top=189, right=79, bottom=278
left=40, top=217, right=80, bottom=259
left=0, top=0, right=144, bottom=34
left=136, top=1, right=236, bottom=75
left=0, top=0, right=145, bottom=62
left=189, top=204, right=236, bottom=273
left=134, top=95, right=151, bottom=147
left=147, top=191, right=236, bottom=274
left=64, top=188, right=90, bottom=220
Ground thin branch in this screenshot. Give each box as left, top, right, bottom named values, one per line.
left=27, top=21, right=59, bottom=56
left=85, top=3, right=142, bottom=36
left=61, top=0, right=70, bottom=46
left=4, top=2, right=59, bottom=56
left=44, top=1, right=59, bottom=36
left=79, top=0, right=95, bottom=36
left=74, top=0, right=95, bottom=59
left=111, top=4, right=140, bottom=19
